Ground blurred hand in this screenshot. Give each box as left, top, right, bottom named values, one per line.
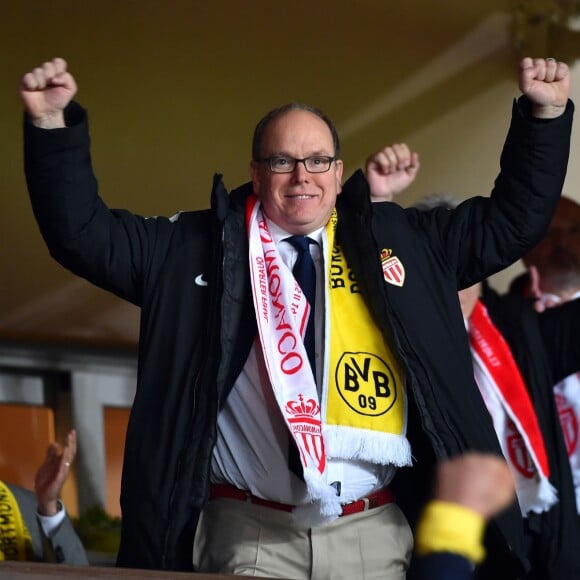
left=434, top=453, right=515, bottom=520
left=526, top=265, right=546, bottom=313
left=522, top=266, right=562, bottom=313
left=35, top=429, right=77, bottom=516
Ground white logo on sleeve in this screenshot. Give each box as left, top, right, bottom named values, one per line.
left=195, top=274, right=208, bottom=287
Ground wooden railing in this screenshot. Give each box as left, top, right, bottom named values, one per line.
left=0, top=561, right=258, bottom=579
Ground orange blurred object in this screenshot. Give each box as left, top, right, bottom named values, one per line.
left=103, top=406, right=130, bottom=517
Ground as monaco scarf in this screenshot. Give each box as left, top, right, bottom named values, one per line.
left=469, top=300, right=557, bottom=515
left=0, top=481, right=33, bottom=561
left=554, top=373, right=580, bottom=514
left=539, top=290, right=580, bottom=514
left=247, top=196, right=411, bottom=522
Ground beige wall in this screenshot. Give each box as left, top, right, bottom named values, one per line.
left=1, top=2, right=579, bottom=344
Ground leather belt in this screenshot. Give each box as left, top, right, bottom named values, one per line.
left=209, top=484, right=394, bottom=517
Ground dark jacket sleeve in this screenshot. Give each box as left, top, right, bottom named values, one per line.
left=411, top=553, right=474, bottom=580
left=23, top=102, right=178, bottom=307
left=408, top=97, right=575, bottom=290
left=41, top=511, right=89, bottom=566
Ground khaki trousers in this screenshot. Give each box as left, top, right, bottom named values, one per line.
left=193, top=497, right=413, bottom=579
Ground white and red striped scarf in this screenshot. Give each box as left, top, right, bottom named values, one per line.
left=538, top=290, right=580, bottom=513
left=469, top=300, right=557, bottom=515
left=247, top=197, right=341, bottom=520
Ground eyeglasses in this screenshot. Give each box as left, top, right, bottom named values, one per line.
left=258, top=155, right=336, bottom=174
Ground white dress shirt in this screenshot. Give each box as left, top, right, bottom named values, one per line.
left=211, top=217, right=394, bottom=507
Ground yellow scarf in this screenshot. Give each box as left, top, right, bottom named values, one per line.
left=323, top=210, right=410, bottom=465
left=0, top=481, right=33, bottom=561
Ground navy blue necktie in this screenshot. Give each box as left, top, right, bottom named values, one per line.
left=285, top=235, right=317, bottom=480
left=286, top=236, right=316, bottom=377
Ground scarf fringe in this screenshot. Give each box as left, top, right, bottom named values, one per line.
left=324, top=425, right=412, bottom=466
left=517, top=477, right=558, bottom=516
left=292, top=467, right=344, bottom=527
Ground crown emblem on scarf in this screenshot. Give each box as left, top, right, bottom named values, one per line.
left=286, top=394, right=320, bottom=419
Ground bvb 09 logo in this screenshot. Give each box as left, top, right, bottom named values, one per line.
left=335, top=352, right=397, bottom=416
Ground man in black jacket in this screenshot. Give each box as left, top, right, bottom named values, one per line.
left=370, top=156, right=580, bottom=580
left=507, top=195, right=580, bottom=576
left=19, top=56, right=572, bottom=579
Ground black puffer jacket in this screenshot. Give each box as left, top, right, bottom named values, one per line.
left=24, top=98, right=573, bottom=575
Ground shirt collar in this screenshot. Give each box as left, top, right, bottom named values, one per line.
left=264, top=216, right=324, bottom=246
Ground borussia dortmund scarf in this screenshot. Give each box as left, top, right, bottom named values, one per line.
left=0, top=481, right=33, bottom=561
left=469, top=300, right=557, bottom=515
left=247, top=196, right=411, bottom=522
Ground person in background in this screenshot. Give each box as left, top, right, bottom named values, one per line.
left=511, top=197, right=580, bottom=515
left=413, top=453, right=516, bottom=580
left=519, top=196, right=580, bottom=309
left=367, top=148, right=580, bottom=579
left=19, top=56, right=572, bottom=579
left=458, top=278, right=580, bottom=580
left=0, top=429, right=89, bottom=564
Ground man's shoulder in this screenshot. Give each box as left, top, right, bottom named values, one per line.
left=4, top=482, right=36, bottom=510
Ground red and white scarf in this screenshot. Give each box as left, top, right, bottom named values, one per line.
left=469, top=300, right=557, bottom=515
left=539, top=290, right=580, bottom=513
left=246, top=196, right=410, bottom=523
left=247, top=198, right=340, bottom=520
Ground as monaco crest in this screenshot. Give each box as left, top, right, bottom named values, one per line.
left=556, top=392, right=579, bottom=456
left=506, top=421, right=535, bottom=478
left=381, top=249, right=405, bottom=287
left=285, top=394, right=326, bottom=473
